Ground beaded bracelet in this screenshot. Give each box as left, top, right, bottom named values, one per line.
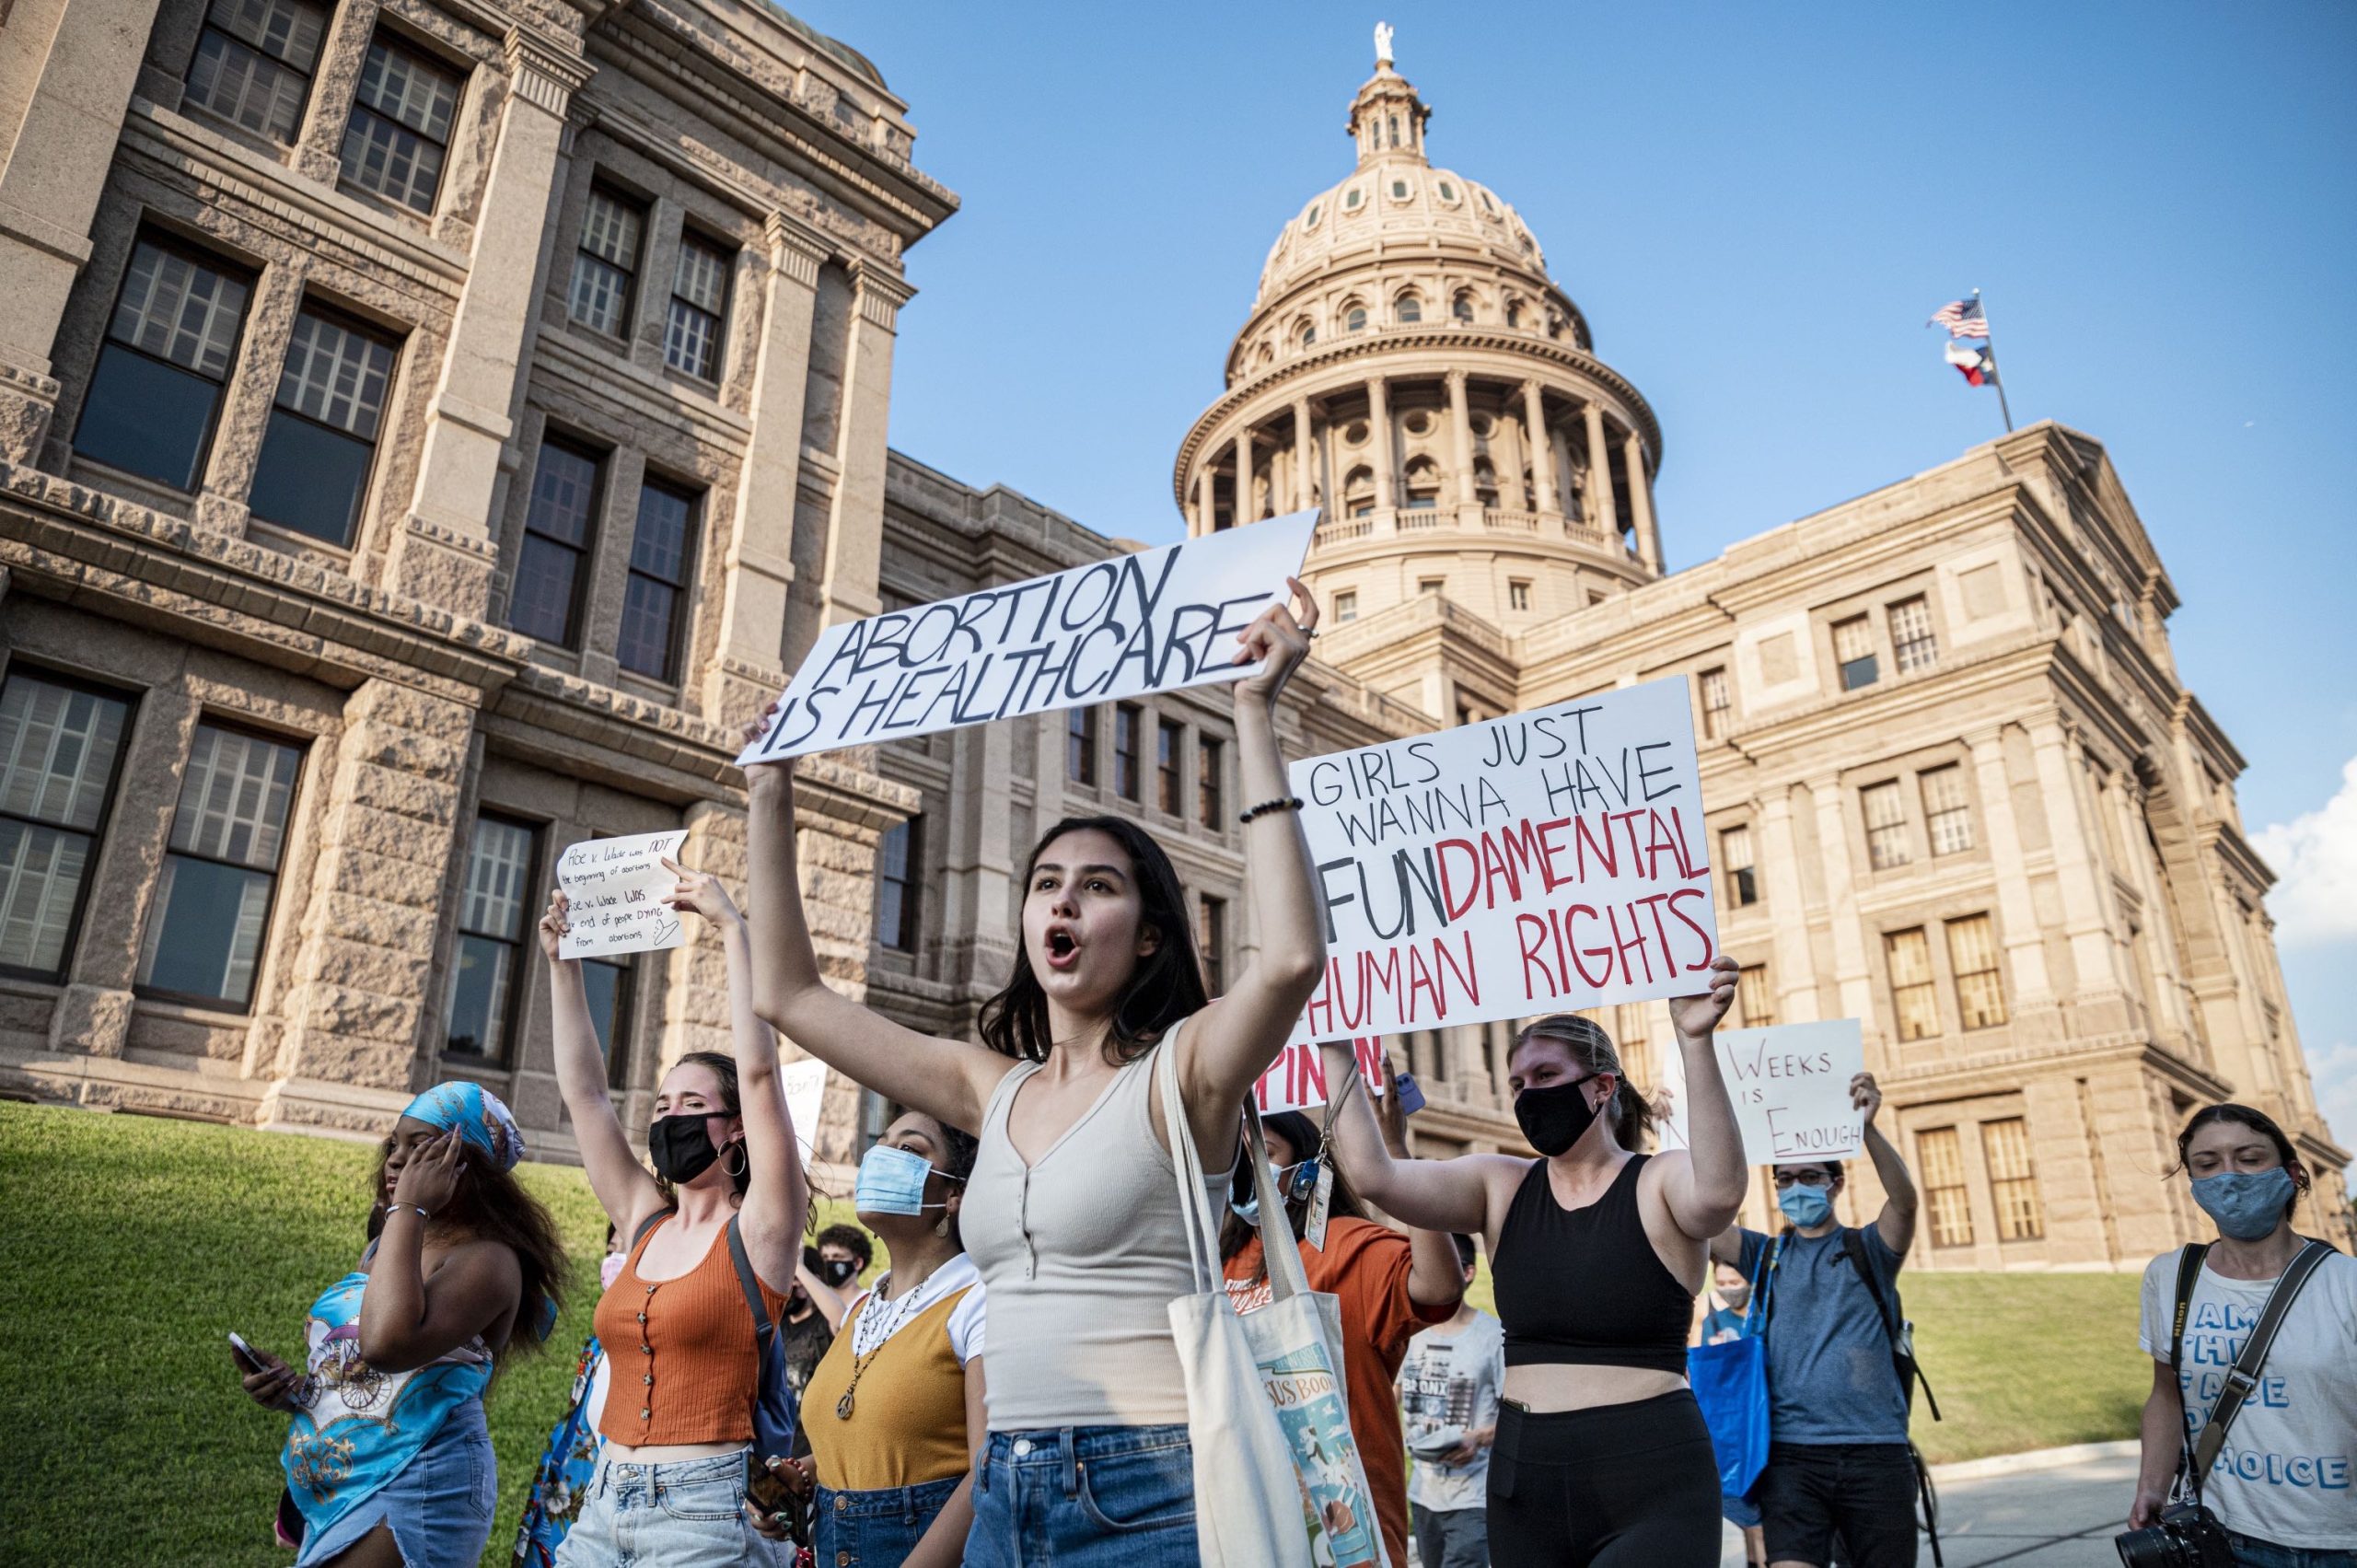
left=1237, top=796, right=1305, bottom=825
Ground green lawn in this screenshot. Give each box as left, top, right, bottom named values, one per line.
left=0, top=1104, right=2149, bottom=1564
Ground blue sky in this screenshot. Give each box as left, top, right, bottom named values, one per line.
left=795, top=1, right=2357, bottom=1134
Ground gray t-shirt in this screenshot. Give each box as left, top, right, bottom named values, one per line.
left=1737, top=1225, right=1910, bottom=1446
left=1398, top=1309, right=1504, bottom=1512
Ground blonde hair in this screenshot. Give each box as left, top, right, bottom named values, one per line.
left=1512, top=1014, right=1655, bottom=1150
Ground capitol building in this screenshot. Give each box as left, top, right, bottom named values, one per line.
left=0, top=0, right=2343, bottom=1266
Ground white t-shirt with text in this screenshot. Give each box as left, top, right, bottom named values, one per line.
left=1397, top=1309, right=1504, bottom=1514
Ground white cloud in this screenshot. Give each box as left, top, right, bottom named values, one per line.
left=2254, top=754, right=2357, bottom=947
left=2307, top=1039, right=2357, bottom=1153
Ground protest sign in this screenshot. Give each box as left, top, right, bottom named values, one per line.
left=780, top=1057, right=830, bottom=1167
left=1287, top=677, right=1718, bottom=1046
left=737, top=510, right=1318, bottom=763
left=556, top=830, right=691, bottom=959
left=1658, top=1018, right=1864, bottom=1165
left=1252, top=1036, right=1390, bottom=1114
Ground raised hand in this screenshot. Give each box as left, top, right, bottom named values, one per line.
left=1851, top=1071, right=1883, bottom=1129
left=1232, top=575, right=1319, bottom=710
left=391, top=1127, right=466, bottom=1215
left=738, top=702, right=795, bottom=793
left=661, top=856, right=744, bottom=929
left=537, top=891, right=573, bottom=964
left=1666, top=953, right=1740, bottom=1041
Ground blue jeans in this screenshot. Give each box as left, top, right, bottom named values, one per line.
left=552, top=1449, right=786, bottom=1567
left=295, top=1399, right=494, bottom=1567
left=2227, top=1530, right=2357, bottom=1568
left=813, top=1474, right=960, bottom=1566
left=964, top=1424, right=1197, bottom=1567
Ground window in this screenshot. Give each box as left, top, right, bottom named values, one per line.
left=136, top=723, right=302, bottom=1008
left=1199, top=895, right=1227, bottom=995
left=664, top=232, right=732, bottom=379
left=1981, top=1118, right=2045, bottom=1239
left=1452, top=294, right=1475, bottom=324
left=1946, top=913, right=2007, bottom=1028
left=0, top=671, right=134, bottom=980
left=184, top=0, right=328, bottom=143
left=1505, top=301, right=1523, bottom=329
left=1437, top=180, right=1457, bottom=201
left=1419, top=578, right=1444, bottom=595
left=618, top=478, right=699, bottom=680
left=1699, top=667, right=1732, bottom=739
left=1113, top=704, right=1142, bottom=800
left=875, top=817, right=920, bottom=951
left=340, top=34, right=460, bottom=213
left=1886, top=927, right=1938, bottom=1041
left=1737, top=964, right=1775, bottom=1028
left=1921, top=765, right=1975, bottom=855
left=248, top=307, right=399, bottom=546
left=570, top=185, right=645, bottom=338
left=1918, top=1127, right=1974, bottom=1248
left=510, top=440, right=602, bottom=646
left=1721, top=825, right=1758, bottom=908
left=75, top=237, right=251, bottom=490
left=1397, top=296, right=1422, bottom=324
left=1345, top=307, right=1367, bottom=332
left=1066, top=707, right=1097, bottom=786
left=1299, top=323, right=1316, bottom=349
left=444, top=816, right=534, bottom=1060
left=1304, top=203, right=1320, bottom=227
left=1508, top=580, right=1531, bottom=612
left=1198, top=737, right=1224, bottom=829
left=1157, top=720, right=1184, bottom=815
left=1344, top=187, right=1362, bottom=209
left=1334, top=591, right=1357, bottom=622
left=1862, top=781, right=1910, bottom=869
left=583, top=955, right=634, bottom=1090
left=1889, top=595, right=1938, bottom=674
left=1833, top=614, right=1877, bottom=691
left=1390, top=179, right=1408, bottom=198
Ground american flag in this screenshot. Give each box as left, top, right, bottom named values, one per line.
left=1927, top=297, right=1987, bottom=338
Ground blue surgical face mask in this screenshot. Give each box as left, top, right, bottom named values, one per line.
left=2190, top=1168, right=2295, bottom=1242
left=1230, top=1159, right=1319, bottom=1227
left=1777, top=1185, right=1833, bottom=1229
left=854, top=1144, right=952, bottom=1217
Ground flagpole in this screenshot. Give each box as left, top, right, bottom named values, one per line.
left=1976, top=288, right=2015, bottom=433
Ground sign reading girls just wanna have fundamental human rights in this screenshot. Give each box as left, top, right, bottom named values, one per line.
left=737, top=511, right=1318, bottom=763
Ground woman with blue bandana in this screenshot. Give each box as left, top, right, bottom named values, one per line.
left=2131, top=1103, right=2357, bottom=1567
left=233, top=1081, right=568, bottom=1567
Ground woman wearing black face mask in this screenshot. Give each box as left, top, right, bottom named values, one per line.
left=1315, top=958, right=1748, bottom=1568
left=540, top=864, right=809, bottom=1567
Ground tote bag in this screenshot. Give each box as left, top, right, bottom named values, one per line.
left=1686, top=1248, right=1771, bottom=1497
left=1155, top=1035, right=1318, bottom=1568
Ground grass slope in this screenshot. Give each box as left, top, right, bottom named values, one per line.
left=0, top=1105, right=2148, bottom=1564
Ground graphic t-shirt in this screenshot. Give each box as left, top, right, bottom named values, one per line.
left=1226, top=1216, right=1456, bottom=1568
left=1397, top=1310, right=1504, bottom=1514
left=1736, top=1225, right=1910, bottom=1446
left=2137, top=1245, right=2357, bottom=1550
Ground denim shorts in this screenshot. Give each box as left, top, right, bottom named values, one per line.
left=551, top=1448, right=787, bottom=1568
left=964, top=1423, right=1198, bottom=1567
left=813, top=1473, right=960, bottom=1565
left=295, top=1398, right=494, bottom=1567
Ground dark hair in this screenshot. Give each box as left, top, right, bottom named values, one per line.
left=979, top=816, right=1208, bottom=1066
left=1451, top=1233, right=1479, bottom=1273
left=657, top=1050, right=751, bottom=1202
left=877, top=1110, right=982, bottom=1249
left=2175, top=1102, right=2307, bottom=1217
left=816, top=1223, right=874, bottom=1268
left=366, top=1144, right=568, bottom=1368
left=1511, top=1014, right=1654, bottom=1150
left=1218, top=1110, right=1370, bottom=1272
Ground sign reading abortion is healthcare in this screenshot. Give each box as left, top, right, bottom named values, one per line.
left=737, top=511, right=1318, bottom=763
left=1286, top=677, right=1720, bottom=1045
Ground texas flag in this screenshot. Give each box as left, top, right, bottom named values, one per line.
left=1945, top=339, right=1998, bottom=387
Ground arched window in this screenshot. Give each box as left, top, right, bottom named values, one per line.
left=1298, top=321, right=1317, bottom=349
left=1255, top=343, right=1273, bottom=368
left=1304, top=203, right=1321, bottom=228
left=1402, top=457, right=1442, bottom=510
left=1346, top=306, right=1367, bottom=332
left=1396, top=295, right=1422, bottom=324
left=1452, top=293, right=1476, bottom=324
left=1342, top=465, right=1376, bottom=518
left=1505, top=300, right=1523, bottom=329
left=1387, top=114, right=1399, bottom=147
left=1473, top=457, right=1500, bottom=507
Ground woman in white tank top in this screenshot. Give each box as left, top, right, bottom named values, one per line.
left=742, top=579, right=1326, bottom=1567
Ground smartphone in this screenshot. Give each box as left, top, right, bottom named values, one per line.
left=1393, top=1070, right=1427, bottom=1117
left=228, top=1330, right=265, bottom=1373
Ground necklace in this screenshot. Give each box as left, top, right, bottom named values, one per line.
left=833, top=1263, right=947, bottom=1419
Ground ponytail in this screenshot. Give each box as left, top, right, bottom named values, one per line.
left=1513, top=1014, right=1657, bottom=1152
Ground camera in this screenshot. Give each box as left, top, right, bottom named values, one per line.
left=2114, top=1503, right=2234, bottom=1568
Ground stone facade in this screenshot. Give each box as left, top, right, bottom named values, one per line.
left=1, top=17, right=2344, bottom=1263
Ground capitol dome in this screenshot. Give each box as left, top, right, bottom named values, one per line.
left=1256, top=157, right=1548, bottom=314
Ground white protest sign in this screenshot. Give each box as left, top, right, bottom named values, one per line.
left=1252, top=1036, right=1390, bottom=1114
left=1288, top=677, right=1719, bottom=1046
left=737, top=511, right=1318, bottom=763
left=779, top=1057, right=830, bottom=1167
left=555, top=830, right=690, bottom=959
left=1659, top=1019, right=1864, bottom=1165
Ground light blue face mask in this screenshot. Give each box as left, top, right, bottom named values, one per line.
left=854, top=1143, right=952, bottom=1217
left=2190, top=1168, right=2295, bottom=1242
left=1777, top=1185, right=1833, bottom=1229
left=1230, top=1159, right=1319, bottom=1227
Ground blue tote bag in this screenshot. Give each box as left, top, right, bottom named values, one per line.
left=1686, top=1247, right=1771, bottom=1497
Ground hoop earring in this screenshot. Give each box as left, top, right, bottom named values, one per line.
left=725, top=1142, right=749, bottom=1182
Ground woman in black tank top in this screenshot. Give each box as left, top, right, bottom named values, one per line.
left=1316, top=955, right=1749, bottom=1568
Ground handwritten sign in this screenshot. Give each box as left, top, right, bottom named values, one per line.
left=737, top=511, right=1318, bottom=763
left=1659, top=1019, right=1864, bottom=1165
left=556, top=830, right=690, bottom=959
left=1253, top=1037, right=1390, bottom=1114
left=1287, top=677, right=1718, bottom=1045
left=780, top=1057, right=830, bottom=1167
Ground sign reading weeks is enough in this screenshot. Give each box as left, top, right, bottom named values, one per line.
left=1659, top=1018, right=1866, bottom=1165
left=556, top=830, right=691, bottom=960
left=1287, top=676, right=1719, bottom=1045
left=737, top=511, right=1318, bottom=763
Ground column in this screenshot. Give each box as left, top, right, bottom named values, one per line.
left=1583, top=401, right=1619, bottom=540
left=1193, top=469, right=1214, bottom=535
left=1447, top=370, right=1478, bottom=507
left=1806, top=774, right=1876, bottom=1028
left=1522, top=381, right=1559, bottom=514
left=2027, top=716, right=2135, bottom=1006
left=817, top=262, right=916, bottom=629
left=701, top=216, right=828, bottom=720
left=0, top=0, right=168, bottom=460
left=1626, top=433, right=1662, bottom=572
left=1964, top=726, right=2054, bottom=1015
left=1292, top=399, right=1316, bottom=511
left=1756, top=789, right=1818, bottom=1024
left=1368, top=377, right=1396, bottom=511
left=389, top=27, right=594, bottom=615
left=1234, top=427, right=1255, bottom=522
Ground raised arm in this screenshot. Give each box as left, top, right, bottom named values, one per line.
left=1373, top=1050, right=1472, bottom=1310
left=1651, top=954, right=1747, bottom=1241
left=540, top=893, right=668, bottom=1240
left=357, top=1131, right=524, bottom=1371
left=664, top=858, right=807, bottom=1291
left=1174, top=579, right=1329, bottom=1153
left=1316, top=1040, right=1517, bottom=1239
left=1853, top=1073, right=1918, bottom=1258
left=741, top=745, right=1010, bottom=1136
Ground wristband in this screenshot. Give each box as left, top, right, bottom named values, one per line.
left=1237, top=796, right=1305, bottom=825
left=389, top=1203, right=432, bottom=1224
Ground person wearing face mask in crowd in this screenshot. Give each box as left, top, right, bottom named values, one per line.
left=817, top=1223, right=877, bottom=1295
left=514, top=1227, right=630, bottom=1566
left=1217, top=1063, right=1465, bottom=1568
left=1704, top=1072, right=1922, bottom=1568
left=1315, top=975, right=1749, bottom=1568
left=1698, top=1261, right=1768, bottom=1568
left=753, top=1111, right=989, bottom=1567
left=782, top=1244, right=844, bottom=1391
left=2128, top=1103, right=2357, bottom=1567
left=540, top=858, right=811, bottom=1567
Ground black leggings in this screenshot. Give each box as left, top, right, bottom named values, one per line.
left=1486, top=1388, right=1724, bottom=1568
